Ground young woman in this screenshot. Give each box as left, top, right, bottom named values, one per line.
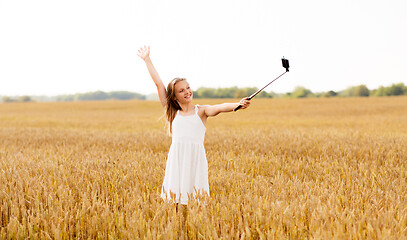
left=137, top=46, right=250, bottom=205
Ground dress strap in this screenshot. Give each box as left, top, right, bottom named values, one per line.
left=194, top=104, right=199, bottom=114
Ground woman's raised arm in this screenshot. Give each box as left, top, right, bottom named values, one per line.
left=137, top=46, right=167, bottom=107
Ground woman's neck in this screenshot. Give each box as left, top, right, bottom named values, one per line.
left=178, top=102, right=194, bottom=113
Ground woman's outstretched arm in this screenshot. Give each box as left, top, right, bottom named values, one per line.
left=204, top=98, right=251, bottom=117
left=137, top=46, right=167, bottom=107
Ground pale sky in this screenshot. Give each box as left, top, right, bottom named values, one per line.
left=1, top=0, right=406, bottom=96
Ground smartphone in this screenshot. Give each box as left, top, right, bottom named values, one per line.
left=282, top=58, right=290, bottom=72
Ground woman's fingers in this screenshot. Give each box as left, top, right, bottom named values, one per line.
left=239, top=98, right=250, bottom=109
left=137, top=46, right=150, bottom=60
left=137, top=46, right=150, bottom=55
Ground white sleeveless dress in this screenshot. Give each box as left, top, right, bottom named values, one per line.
left=161, top=105, right=210, bottom=205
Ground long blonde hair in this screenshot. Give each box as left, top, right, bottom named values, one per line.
left=165, top=78, right=186, bottom=134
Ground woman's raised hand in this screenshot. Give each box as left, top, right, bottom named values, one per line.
left=239, top=97, right=251, bottom=109
left=137, top=46, right=150, bottom=60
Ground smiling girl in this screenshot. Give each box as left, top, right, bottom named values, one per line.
left=137, top=46, right=250, bottom=205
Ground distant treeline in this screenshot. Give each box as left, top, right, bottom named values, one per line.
left=1, top=91, right=147, bottom=103
left=55, top=91, right=145, bottom=102
left=193, top=83, right=407, bottom=99
left=2, top=83, right=407, bottom=103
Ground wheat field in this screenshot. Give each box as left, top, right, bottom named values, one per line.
left=0, top=97, right=406, bottom=239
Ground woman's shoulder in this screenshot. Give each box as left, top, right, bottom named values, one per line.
left=196, top=104, right=210, bottom=107
left=196, top=104, right=210, bottom=117
left=196, top=104, right=211, bottom=110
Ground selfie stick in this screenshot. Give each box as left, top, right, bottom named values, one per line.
left=234, top=57, right=290, bottom=111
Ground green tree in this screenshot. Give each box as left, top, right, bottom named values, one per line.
left=257, top=91, right=271, bottom=98
left=372, top=86, right=386, bottom=96
left=385, top=83, right=405, bottom=96
left=343, top=85, right=369, bottom=97
left=234, top=89, right=247, bottom=98
left=214, top=87, right=238, bottom=98
left=354, top=85, right=370, bottom=97
left=322, top=90, right=337, bottom=98
left=292, top=86, right=312, bottom=98
left=342, top=86, right=356, bottom=97
left=233, top=87, right=258, bottom=98
left=195, top=88, right=216, bottom=98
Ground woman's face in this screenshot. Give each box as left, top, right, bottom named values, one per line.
left=174, top=80, right=193, bottom=104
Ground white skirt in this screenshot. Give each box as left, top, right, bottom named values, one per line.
left=161, top=141, right=210, bottom=205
